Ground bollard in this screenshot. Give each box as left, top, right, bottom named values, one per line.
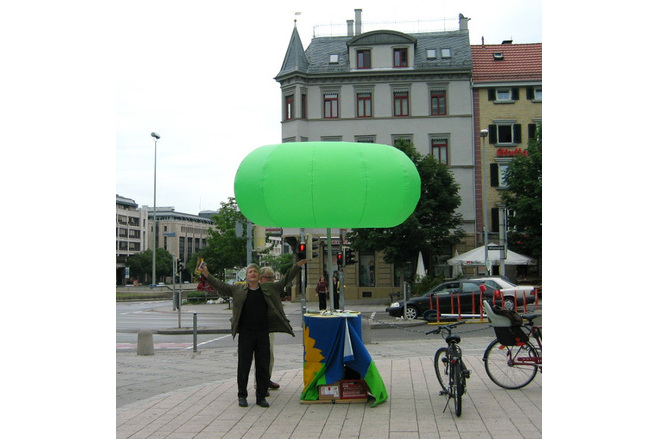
left=361, top=318, right=371, bottom=344
left=137, top=330, right=154, bottom=355
left=193, top=312, right=198, bottom=353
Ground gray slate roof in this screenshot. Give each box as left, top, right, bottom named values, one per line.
left=276, top=28, right=472, bottom=79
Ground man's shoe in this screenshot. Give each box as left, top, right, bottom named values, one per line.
left=268, top=381, right=280, bottom=390
left=238, top=397, right=248, bottom=407
left=256, top=398, right=270, bottom=408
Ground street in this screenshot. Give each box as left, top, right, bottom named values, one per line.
left=116, top=300, right=496, bottom=352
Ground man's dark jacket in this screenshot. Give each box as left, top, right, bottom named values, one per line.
left=205, top=265, right=300, bottom=339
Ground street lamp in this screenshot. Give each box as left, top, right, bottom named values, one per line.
left=151, top=132, right=160, bottom=285
left=479, top=129, right=489, bottom=275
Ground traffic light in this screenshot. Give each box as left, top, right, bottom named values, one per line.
left=345, top=248, right=357, bottom=265
left=336, top=252, right=343, bottom=267
left=297, top=242, right=306, bottom=260
left=306, top=235, right=320, bottom=259
left=177, top=259, right=184, bottom=273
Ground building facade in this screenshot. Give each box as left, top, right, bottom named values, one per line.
left=116, top=195, right=148, bottom=285
left=145, top=206, right=213, bottom=280
left=471, top=42, right=542, bottom=277
left=274, top=11, right=476, bottom=301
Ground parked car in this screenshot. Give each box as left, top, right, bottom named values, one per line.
left=470, top=276, right=537, bottom=310
left=386, top=280, right=498, bottom=320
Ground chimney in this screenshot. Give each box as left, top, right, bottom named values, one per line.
left=347, top=19, right=354, bottom=37
left=459, top=13, right=470, bottom=31
left=355, top=9, right=362, bottom=35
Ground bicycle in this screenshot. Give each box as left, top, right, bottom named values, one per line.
left=482, top=300, right=542, bottom=389
left=426, top=320, right=470, bottom=416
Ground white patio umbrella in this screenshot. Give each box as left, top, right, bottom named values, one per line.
left=416, top=251, right=426, bottom=280
left=447, top=243, right=536, bottom=266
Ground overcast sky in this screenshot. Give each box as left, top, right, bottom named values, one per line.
left=115, top=0, right=542, bottom=215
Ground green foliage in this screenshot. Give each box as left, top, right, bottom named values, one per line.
left=347, top=139, right=465, bottom=282
left=259, top=253, right=294, bottom=277
left=186, top=290, right=219, bottom=304
left=194, top=197, right=250, bottom=276
left=501, top=124, right=542, bottom=261
left=411, top=275, right=445, bottom=296
left=126, top=248, right=176, bottom=283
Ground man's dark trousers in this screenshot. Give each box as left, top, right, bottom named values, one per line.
left=237, top=330, right=270, bottom=399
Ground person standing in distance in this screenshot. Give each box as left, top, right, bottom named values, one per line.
left=315, top=276, right=328, bottom=310
left=201, top=259, right=307, bottom=408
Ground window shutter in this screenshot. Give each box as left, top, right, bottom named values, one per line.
left=528, top=124, right=536, bottom=142
left=488, top=125, right=496, bottom=144
left=491, top=208, right=500, bottom=233
left=526, top=87, right=534, bottom=100
left=488, top=89, right=496, bottom=101
left=512, top=88, right=519, bottom=101
left=490, top=163, right=499, bottom=187
left=513, top=124, right=522, bottom=144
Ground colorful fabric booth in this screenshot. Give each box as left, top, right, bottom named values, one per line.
left=301, top=313, right=388, bottom=407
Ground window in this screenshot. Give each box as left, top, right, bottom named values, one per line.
left=488, top=123, right=522, bottom=145
left=323, top=93, right=339, bottom=118
left=358, top=251, right=375, bottom=287
left=393, top=91, right=409, bottom=116
left=357, top=92, right=372, bottom=117
left=431, top=138, right=449, bottom=164
left=490, top=162, right=510, bottom=188
left=285, top=95, right=294, bottom=120
left=356, top=49, right=371, bottom=69
left=441, top=48, right=452, bottom=58
left=329, top=54, right=339, bottom=64
left=488, top=87, right=519, bottom=103
left=355, top=135, right=375, bottom=143
left=301, top=94, right=306, bottom=119
left=426, top=49, right=437, bottom=59
left=430, top=90, right=447, bottom=115
left=527, top=86, right=542, bottom=102
left=393, top=48, right=408, bottom=67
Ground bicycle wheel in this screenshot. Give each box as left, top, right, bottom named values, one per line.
left=452, top=361, right=463, bottom=417
left=433, top=347, right=449, bottom=392
left=483, top=339, right=539, bottom=389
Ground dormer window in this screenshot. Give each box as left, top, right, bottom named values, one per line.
left=356, top=49, right=371, bottom=69
left=329, top=54, right=339, bottom=64
left=393, top=48, right=408, bottom=67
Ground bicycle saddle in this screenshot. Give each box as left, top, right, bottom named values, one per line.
left=446, top=334, right=461, bottom=344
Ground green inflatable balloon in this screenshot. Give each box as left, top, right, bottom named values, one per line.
left=234, top=142, right=421, bottom=228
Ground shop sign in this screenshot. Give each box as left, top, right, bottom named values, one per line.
left=497, top=148, right=528, bottom=157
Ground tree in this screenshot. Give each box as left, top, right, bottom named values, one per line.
left=192, top=197, right=250, bottom=277
left=500, top=124, right=542, bottom=266
left=126, top=248, right=176, bottom=283
left=259, top=253, right=294, bottom=277
left=347, top=139, right=465, bottom=285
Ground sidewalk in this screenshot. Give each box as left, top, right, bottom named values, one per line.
left=117, top=301, right=541, bottom=438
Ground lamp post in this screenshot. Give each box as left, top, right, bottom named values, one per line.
left=479, top=129, right=489, bottom=275
left=151, top=132, right=160, bottom=285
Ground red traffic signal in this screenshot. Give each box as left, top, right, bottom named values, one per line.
left=337, top=252, right=343, bottom=266
left=297, top=243, right=306, bottom=259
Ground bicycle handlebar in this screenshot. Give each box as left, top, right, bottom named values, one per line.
left=425, top=320, right=466, bottom=335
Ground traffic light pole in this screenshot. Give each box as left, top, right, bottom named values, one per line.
left=326, top=228, right=335, bottom=310
left=300, top=229, right=306, bottom=316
